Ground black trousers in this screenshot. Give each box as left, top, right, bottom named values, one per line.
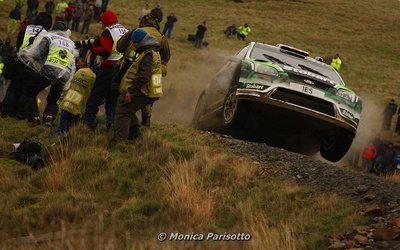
left=20, top=75, right=62, bottom=121
left=1, top=61, right=35, bottom=118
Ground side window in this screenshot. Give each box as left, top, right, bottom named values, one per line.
left=236, top=45, right=249, bottom=59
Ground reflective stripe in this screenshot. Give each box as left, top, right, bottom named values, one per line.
left=106, top=24, right=128, bottom=61
left=63, top=89, right=83, bottom=105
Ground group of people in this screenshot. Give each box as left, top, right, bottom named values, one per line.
left=360, top=140, right=399, bottom=176
left=224, top=23, right=252, bottom=41
left=0, top=4, right=171, bottom=145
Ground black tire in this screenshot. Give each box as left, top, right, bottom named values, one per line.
left=320, top=130, right=354, bottom=162
left=221, top=87, right=248, bottom=130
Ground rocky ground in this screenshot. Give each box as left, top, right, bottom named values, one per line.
left=222, top=135, right=400, bottom=250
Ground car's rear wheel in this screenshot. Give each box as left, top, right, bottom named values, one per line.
left=222, top=87, right=248, bottom=129
left=320, top=129, right=354, bottom=162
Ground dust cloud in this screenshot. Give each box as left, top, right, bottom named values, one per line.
left=336, top=94, right=384, bottom=166
left=151, top=48, right=233, bottom=126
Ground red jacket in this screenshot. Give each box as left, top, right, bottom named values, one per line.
left=362, top=144, right=377, bottom=160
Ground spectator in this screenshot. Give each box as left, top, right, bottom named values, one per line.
left=361, top=143, right=377, bottom=173
left=55, top=67, right=96, bottom=135
left=65, top=2, right=75, bottom=29
left=382, top=99, right=397, bottom=130
left=93, top=0, right=102, bottom=21
left=116, top=11, right=171, bottom=130
left=376, top=142, right=397, bottom=176
left=330, top=53, right=342, bottom=71
left=224, top=23, right=236, bottom=37
left=101, top=0, right=109, bottom=13
left=237, top=23, right=251, bottom=41
left=162, top=12, right=177, bottom=39
left=55, top=0, right=68, bottom=22
left=45, top=0, right=55, bottom=14
left=8, top=5, right=22, bottom=35
left=151, top=3, right=163, bottom=23
left=1, top=12, right=52, bottom=119
left=75, top=10, right=128, bottom=130
left=194, top=21, right=207, bottom=49
left=71, top=4, right=83, bottom=32
left=112, top=29, right=162, bottom=143
left=1, top=38, right=16, bottom=60
left=26, top=0, right=39, bottom=23
left=80, top=4, right=94, bottom=35
left=395, top=108, right=400, bottom=135
left=139, top=3, right=151, bottom=20
left=17, top=22, right=78, bottom=126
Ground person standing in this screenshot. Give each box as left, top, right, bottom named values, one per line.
left=75, top=10, right=128, bottom=130
left=237, top=23, right=251, bottom=41
left=361, top=143, right=377, bottom=173
left=139, top=3, right=150, bottom=20
left=17, top=22, right=78, bottom=126
left=194, top=21, right=207, bottom=49
left=55, top=0, right=68, bottom=23
left=162, top=12, right=177, bottom=39
left=71, top=4, right=83, bottom=32
left=112, top=29, right=162, bottom=143
left=116, top=11, right=170, bottom=130
left=330, top=53, right=342, bottom=71
left=382, top=99, right=397, bottom=130
left=8, top=5, right=22, bottom=36
left=80, top=4, right=94, bottom=35
left=45, top=0, right=55, bottom=15
left=376, top=142, right=397, bottom=176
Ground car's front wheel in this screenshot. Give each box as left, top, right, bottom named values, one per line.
left=320, top=129, right=354, bottom=162
left=222, top=87, right=248, bottom=130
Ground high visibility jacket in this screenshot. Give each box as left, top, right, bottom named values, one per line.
left=120, top=49, right=162, bottom=98
left=55, top=2, right=68, bottom=17
left=20, top=25, right=44, bottom=50
left=0, top=62, right=4, bottom=75
left=105, top=24, right=128, bottom=62
left=125, top=26, right=169, bottom=77
left=330, top=57, right=342, bottom=71
left=362, top=144, right=377, bottom=160
left=58, top=68, right=96, bottom=115
left=238, top=26, right=251, bottom=36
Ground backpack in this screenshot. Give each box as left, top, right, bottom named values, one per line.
left=13, top=139, right=45, bottom=170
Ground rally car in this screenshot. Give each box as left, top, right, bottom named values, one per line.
left=193, top=42, right=362, bottom=162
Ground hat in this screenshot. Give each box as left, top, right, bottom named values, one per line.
left=52, top=21, right=68, bottom=31
left=131, top=28, right=147, bottom=42
left=100, top=10, right=118, bottom=27
left=33, top=12, right=53, bottom=30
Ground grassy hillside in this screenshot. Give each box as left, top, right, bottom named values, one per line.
left=0, top=119, right=365, bottom=249
left=0, top=0, right=399, bottom=248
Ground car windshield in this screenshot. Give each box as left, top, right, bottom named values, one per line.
left=250, top=44, right=344, bottom=84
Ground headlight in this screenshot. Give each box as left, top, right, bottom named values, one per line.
left=254, top=64, right=279, bottom=77
left=337, top=89, right=358, bottom=103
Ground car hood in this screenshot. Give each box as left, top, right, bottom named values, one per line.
left=281, top=65, right=337, bottom=87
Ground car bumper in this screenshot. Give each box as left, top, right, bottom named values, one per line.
left=236, top=87, right=358, bottom=135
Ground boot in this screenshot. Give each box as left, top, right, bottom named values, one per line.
left=29, top=117, right=41, bottom=127
left=43, top=115, right=54, bottom=128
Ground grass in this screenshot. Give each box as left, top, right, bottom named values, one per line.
left=0, top=118, right=367, bottom=249
left=0, top=0, right=398, bottom=248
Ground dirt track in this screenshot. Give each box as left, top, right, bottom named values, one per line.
left=222, top=135, right=400, bottom=249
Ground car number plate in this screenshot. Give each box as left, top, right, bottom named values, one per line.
left=289, top=82, right=325, bottom=98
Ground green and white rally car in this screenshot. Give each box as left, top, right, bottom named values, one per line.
left=193, top=42, right=362, bottom=162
